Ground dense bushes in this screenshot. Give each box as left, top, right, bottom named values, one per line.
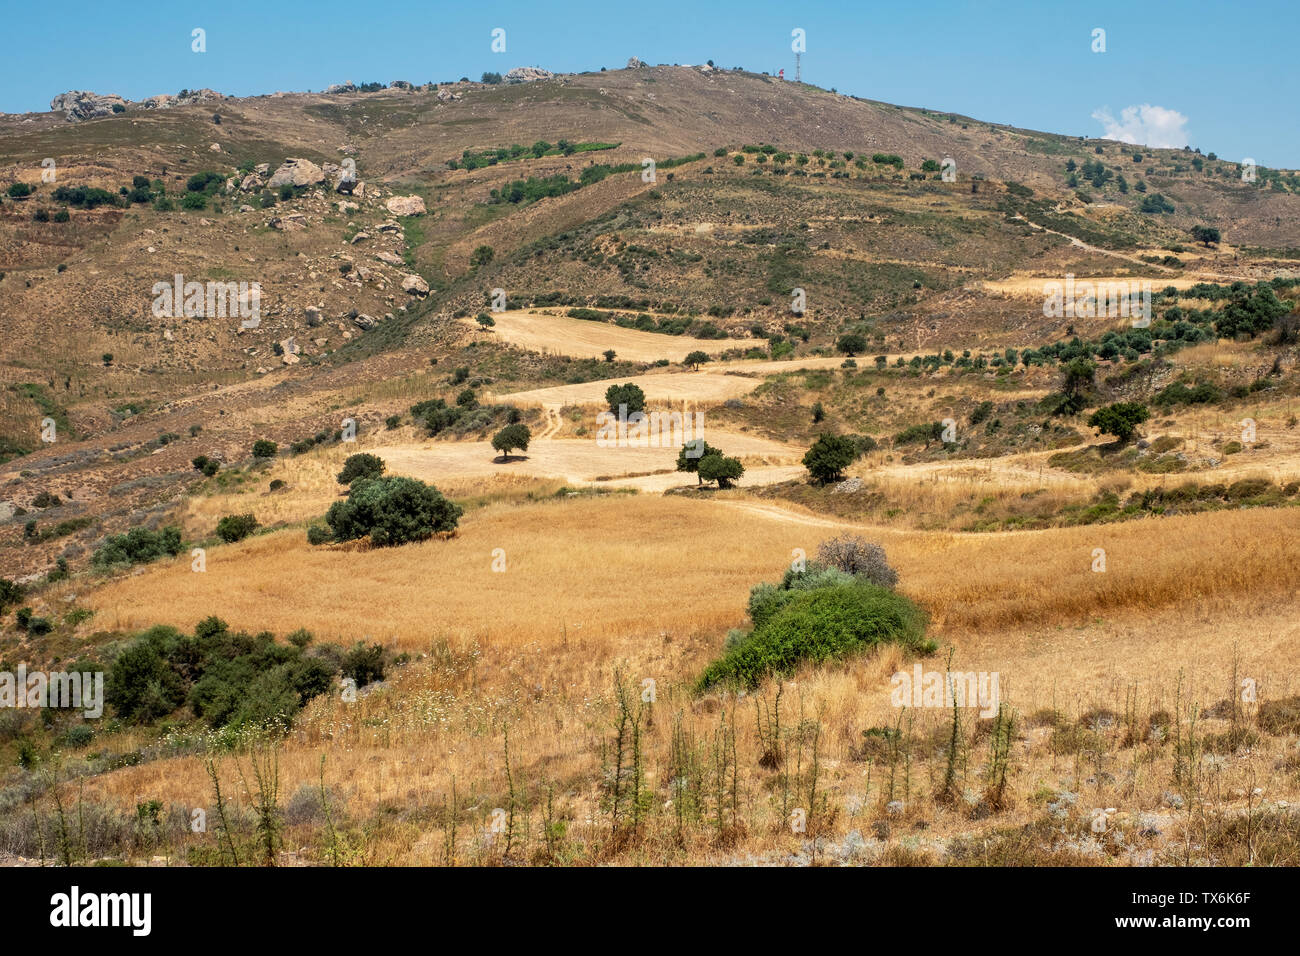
left=411, top=397, right=517, bottom=437
left=51, top=185, right=118, bottom=209
left=700, top=536, right=930, bottom=690
left=104, top=617, right=383, bottom=730
left=92, top=526, right=183, bottom=569
left=318, top=476, right=462, bottom=547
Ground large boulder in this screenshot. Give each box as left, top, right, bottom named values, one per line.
left=385, top=195, right=426, bottom=217
left=401, top=274, right=429, bottom=296
left=267, top=159, right=326, bottom=188
left=50, top=91, right=127, bottom=122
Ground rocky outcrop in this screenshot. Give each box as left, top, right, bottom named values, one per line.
left=267, top=159, right=326, bottom=188
left=50, top=88, right=229, bottom=121
left=325, top=82, right=357, bottom=94
left=385, top=195, right=426, bottom=217
left=505, top=67, right=553, bottom=84
left=627, top=57, right=648, bottom=69
left=50, top=91, right=127, bottom=121
left=139, top=89, right=226, bottom=110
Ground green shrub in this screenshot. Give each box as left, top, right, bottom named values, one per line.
left=215, top=513, right=259, bottom=543
left=698, top=582, right=929, bottom=690
left=0, top=578, right=24, bottom=614
left=252, top=439, right=278, bottom=458
left=306, top=523, right=332, bottom=546
left=337, top=453, right=385, bottom=485
left=323, top=476, right=463, bottom=547
left=105, top=625, right=189, bottom=723
left=342, top=642, right=386, bottom=687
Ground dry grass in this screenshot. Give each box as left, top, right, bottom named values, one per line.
left=93, top=491, right=1300, bottom=645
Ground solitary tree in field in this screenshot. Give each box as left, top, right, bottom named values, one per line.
left=604, top=383, right=646, bottom=415
left=491, top=423, right=531, bottom=461
left=1087, top=402, right=1150, bottom=444
left=802, top=433, right=856, bottom=484
left=476, top=312, right=495, bottom=329
left=676, top=440, right=722, bottom=485
left=1190, top=225, right=1221, bottom=248
left=684, top=350, right=709, bottom=371
left=697, top=452, right=744, bottom=489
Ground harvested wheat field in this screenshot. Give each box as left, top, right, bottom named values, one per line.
left=463, top=310, right=752, bottom=362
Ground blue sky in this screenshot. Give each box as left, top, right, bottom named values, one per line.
left=5, top=0, right=1298, bottom=167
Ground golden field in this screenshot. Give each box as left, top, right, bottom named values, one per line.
left=51, top=487, right=1299, bottom=866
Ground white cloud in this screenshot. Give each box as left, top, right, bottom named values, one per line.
left=1091, top=104, right=1190, bottom=149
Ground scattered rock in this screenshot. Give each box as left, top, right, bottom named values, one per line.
left=627, top=57, right=648, bottom=69
left=375, top=251, right=404, bottom=266
left=353, top=314, right=377, bottom=330
left=401, top=274, right=429, bottom=295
